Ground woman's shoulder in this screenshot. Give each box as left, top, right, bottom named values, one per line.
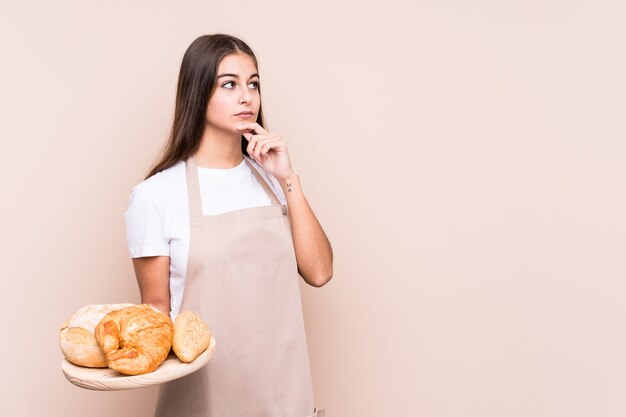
left=124, top=162, right=187, bottom=256
left=129, top=160, right=187, bottom=207
left=134, top=160, right=185, bottom=189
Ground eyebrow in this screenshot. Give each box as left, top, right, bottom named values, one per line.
left=216, top=73, right=259, bottom=80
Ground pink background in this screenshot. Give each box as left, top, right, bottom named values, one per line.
left=1, top=1, right=625, bottom=416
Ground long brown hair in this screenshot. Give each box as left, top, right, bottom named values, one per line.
left=146, top=34, right=265, bottom=179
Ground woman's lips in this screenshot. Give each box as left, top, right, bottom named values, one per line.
left=235, top=112, right=254, bottom=118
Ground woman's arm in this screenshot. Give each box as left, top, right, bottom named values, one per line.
left=237, top=122, right=333, bottom=288
left=132, top=256, right=171, bottom=315
left=278, top=171, right=333, bottom=287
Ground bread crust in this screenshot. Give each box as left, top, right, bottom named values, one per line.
left=173, top=311, right=212, bottom=363
left=94, top=304, right=174, bottom=375
left=59, top=303, right=134, bottom=367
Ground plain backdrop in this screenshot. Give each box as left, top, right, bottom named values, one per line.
left=1, top=1, right=625, bottom=416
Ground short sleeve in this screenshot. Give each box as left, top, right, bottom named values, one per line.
left=124, top=183, right=169, bottom=258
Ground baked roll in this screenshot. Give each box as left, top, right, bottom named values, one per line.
left=95, top=304, right=174, bottom=375
left=59, top=303, right=134, bottom=367
left=172, top=311, right=212, bottom=363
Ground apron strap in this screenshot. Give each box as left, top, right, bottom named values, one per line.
left=244, top=158, right=283, bottom=207
left=185, top=154, right=203, bottom=218
left=185, top=154, right=285, bottom=218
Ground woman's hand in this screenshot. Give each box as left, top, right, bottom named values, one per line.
left=237, top=123, right=333, bottom=288
left=236, top=123, right=294, bottom=180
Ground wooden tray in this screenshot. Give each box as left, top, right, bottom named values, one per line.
left=62, top=337, right=216, bottom=391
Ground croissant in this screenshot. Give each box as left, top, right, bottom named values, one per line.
left=94, top=304, right=174, bottom=375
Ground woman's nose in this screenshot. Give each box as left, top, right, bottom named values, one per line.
left=239, top=88, right=252, bottom=104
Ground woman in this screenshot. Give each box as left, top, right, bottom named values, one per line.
left=125, top=34, right=332, bottom=417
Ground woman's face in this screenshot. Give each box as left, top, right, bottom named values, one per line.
left=205, top=52, right=261, bottom=133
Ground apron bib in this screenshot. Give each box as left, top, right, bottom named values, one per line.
left=154, top=155, right=323, bottom=417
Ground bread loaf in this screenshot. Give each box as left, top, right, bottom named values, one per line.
left=173, top=311, right=211, bottom=363
left=59, top=303, right=134, bottom=367
left=95, top=304, right=174, bottom=375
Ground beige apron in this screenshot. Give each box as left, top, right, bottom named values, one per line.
left=154, top=155, right=324, bottom=417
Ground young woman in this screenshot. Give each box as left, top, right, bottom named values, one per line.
left=124, top=34, right=332, bottom=417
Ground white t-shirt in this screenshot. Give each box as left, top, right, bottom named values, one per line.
left=124, top=156, right=287, bottom=319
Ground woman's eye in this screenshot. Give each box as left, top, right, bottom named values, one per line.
left=221, top=81, right=258, bottom=89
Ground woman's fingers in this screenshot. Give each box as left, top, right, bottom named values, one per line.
left=245, top=133, right=280, bottom=160
left=258, top=138, right=281, bottom=155
left=243, top=131, right=263, bottom=156
left=256, top=138, right=282, bottom=161
left=241, top=128, right=291, bottom=178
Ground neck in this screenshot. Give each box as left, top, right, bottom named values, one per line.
left=196, top=124, right=244, bottom=168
